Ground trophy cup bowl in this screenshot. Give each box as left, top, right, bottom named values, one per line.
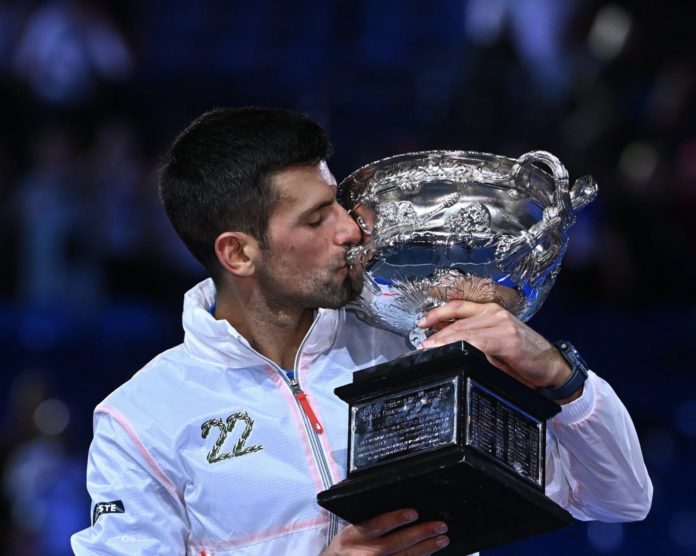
left=317, top=150, right=598, bottom=554
left=340, top=150, right=598, bottom=345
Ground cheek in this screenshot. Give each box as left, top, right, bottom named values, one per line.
left=277, top=234, right=329, bottom=261
left=276, top=245, right=314, bottom=266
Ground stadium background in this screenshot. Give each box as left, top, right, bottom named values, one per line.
left=0, top=1, right=694, bottom=554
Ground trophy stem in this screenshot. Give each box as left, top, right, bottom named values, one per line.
left=408, top=325, right=427, bottom=348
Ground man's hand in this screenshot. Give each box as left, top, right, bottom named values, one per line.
left=418, top=301, right=572, bottom=392
left=321, top=508, right=449, bottom=555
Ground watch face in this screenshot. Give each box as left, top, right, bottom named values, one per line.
left=559, top=342, right=589, bottom=373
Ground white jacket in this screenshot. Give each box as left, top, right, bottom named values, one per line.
left=71, top=279, right=652, bottom=555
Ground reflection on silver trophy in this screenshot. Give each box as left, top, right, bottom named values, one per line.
left=341, top=150, right=598, bottom=345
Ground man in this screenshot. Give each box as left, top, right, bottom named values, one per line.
left=72, top=107, right=652, bottom=555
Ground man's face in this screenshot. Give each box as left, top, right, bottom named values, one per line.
left=253, top=161, right=362, bottom=310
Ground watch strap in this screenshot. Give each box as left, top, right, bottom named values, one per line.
left=538, top=341, right=590, bottom=401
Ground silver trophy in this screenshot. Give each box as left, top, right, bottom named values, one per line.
left=319, top=150, right=599, bottom=554
left=341, top=150, right=598, bottom=345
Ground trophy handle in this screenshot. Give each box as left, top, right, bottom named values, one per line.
left=513, top=150, right=572, bottom=221
left=513, top=150, right=598, bottom=218
left=494, top=151, right=598, bottom=291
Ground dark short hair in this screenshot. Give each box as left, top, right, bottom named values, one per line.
left=159, top=106, right=333, bottom=282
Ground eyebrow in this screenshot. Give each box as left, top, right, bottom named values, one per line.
left=299, top=197, right=335, bottom=218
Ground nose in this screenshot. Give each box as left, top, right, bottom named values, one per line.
left=335, top=204, right=361, bottom=247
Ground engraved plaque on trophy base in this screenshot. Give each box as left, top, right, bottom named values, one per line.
left=317, top=342, right=572, bottom=555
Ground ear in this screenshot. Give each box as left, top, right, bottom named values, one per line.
left=214, top=231, right=260, bottom=278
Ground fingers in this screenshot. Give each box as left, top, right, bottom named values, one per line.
left=423, top=322, right=509, bottom=353
left=420, top=302, right=519, bottom=351
left=329, top=509, right=450, bottom=556
left=417, top=300, right=564, bottom=388
left=350, top=508, right=419, bottom=539
left=418, top=299, right=494, bottom=329
left=378, top=519, right=449, bottom=555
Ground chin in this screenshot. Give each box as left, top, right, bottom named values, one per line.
left=317, top=285, right=355, bottom=310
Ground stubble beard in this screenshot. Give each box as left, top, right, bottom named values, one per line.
left=316, top=275, right=357, bottom=309
left=256, top=267, right=357, bottom=311
left=298, top=271, right=356, bottom=309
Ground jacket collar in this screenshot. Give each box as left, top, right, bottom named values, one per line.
left=181, top=279, right=342, bottom=368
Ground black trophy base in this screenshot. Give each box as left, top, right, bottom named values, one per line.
left=318, top=448, right=571, bottom=555
left=317, top=342, right=573, bottom=555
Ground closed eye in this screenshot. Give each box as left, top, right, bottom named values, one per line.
left=304, top=198, right=335, bottom=228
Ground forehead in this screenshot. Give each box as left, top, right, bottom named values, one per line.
left=269, top=161, right=337, bottom=210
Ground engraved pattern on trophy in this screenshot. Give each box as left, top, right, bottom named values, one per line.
left=341, top=149, right=598, bottom=344
left=444, top=203, right=494, bottom=246
left=466, top=379, right=543, bottom=486
left=350, top=378, right=459, bottom=473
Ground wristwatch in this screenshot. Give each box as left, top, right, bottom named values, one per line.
left=538, top=341, right=590, bottom=401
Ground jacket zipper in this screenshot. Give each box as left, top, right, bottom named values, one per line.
left=287, top=315, right=339, bottom=541
left=283, top=374, right=338, bottom=540
left=292, top=386, right=324, bottom=433
left=238, top=314, right=340, bottom=541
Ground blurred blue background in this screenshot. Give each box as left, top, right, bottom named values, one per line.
left=0, top=0, right=694, bottom=554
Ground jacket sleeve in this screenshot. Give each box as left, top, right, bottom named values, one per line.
left=545, top=371, right=653, bottom=521
left=71, top=408, right=189, bottom=555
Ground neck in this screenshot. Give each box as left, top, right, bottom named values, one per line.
left=214, top=286, right=316, bottom=370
